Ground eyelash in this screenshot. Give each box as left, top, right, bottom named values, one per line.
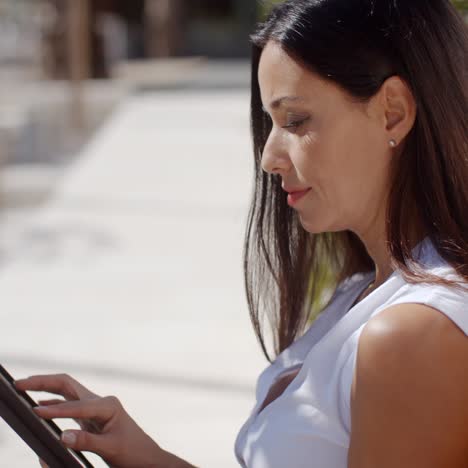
left=282, top=121, right=302, bottom=129
left=281, top=118, right=309, bottom=130
left=263, top=112, right=309, bottom=131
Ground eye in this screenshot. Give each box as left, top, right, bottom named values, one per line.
left=282, top=121, right=302, bottom=129
left=282, top=117, right=310, bottom=131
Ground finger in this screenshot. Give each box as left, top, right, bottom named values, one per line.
left=61, top=430, right=119, bottom=461
left=37, top=399, right=66, bottom=406
left=15, top=374, right=94, bottom=400
left=39, top=459, right=49, bottom=468
left=14, top=374, right=96, bottom=400
left=33, top=396, right=120, bottom=424
left=77, top=418, right=103, bottom=434
left=38, top=401, right=103, bottom=432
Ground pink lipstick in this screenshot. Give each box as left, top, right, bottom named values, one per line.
left=287, top=188, right=311, bottom=206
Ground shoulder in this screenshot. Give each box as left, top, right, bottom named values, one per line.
left=360, top=301, right=468, bottom=356
left=354, top=303, right=468, bottom=397
left=348, top=303, right=468, bottom=468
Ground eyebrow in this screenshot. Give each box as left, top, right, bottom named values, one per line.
left=262, top=96, right=306, bottom=113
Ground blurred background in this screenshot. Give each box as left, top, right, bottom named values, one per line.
left=0, top=1, right=466, bottom=467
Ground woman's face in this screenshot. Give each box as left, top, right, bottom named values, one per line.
left=258, top=41, right=394, bottom=237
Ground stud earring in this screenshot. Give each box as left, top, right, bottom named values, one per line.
left=389, top=139, right=397, bottom=148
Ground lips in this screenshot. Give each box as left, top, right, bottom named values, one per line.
left=283, top=186, right=311, bottom=194
left=286, top=188, right=311, bottom=206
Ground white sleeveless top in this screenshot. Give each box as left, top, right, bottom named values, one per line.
left=234, top=236, right=468, bottom=468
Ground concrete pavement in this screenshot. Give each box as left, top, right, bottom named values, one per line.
left=0, top=88, right=267, bottom=467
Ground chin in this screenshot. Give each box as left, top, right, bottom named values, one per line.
left=298, top=213, right=341, bottom=235
left=298, top=215, right=326, bottom=234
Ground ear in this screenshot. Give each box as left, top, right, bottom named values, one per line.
left=379, top=76, right=417, bottom=144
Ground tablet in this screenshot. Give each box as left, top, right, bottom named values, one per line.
left=0, top=364, right=96, bottom=468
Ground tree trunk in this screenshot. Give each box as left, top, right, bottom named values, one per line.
left=144, top=0, right=184, bottom=58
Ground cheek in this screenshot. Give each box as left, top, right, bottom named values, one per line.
left=327, top=126, right=389, bottom=215
left=326, top=118, right=378, bottom=180
left=294, top=132, right=320, bottom=176
left=290, top=118, right=381, bottom=199
left=295, top=129, right=346, bottom=188
left=297, top=124, right=369, bottom=205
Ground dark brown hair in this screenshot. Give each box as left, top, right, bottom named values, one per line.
left=244, top=0, right=468, bottom=362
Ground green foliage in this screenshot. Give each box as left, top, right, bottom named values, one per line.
left=306, top=266, right=337, bottom=326
left=257, top=0, right=284, bottom=20
left=453, top=0, right=468, bottom=12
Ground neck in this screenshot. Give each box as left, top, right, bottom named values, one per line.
left=360, top=226, right=427, bottom=291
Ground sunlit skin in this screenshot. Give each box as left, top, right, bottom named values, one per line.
left=258, top=41, right=418, bottom=289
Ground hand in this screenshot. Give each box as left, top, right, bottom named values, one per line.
left=15, top=374, right=164, bottom=468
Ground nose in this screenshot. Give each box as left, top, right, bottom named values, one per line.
left=260, top=129, right=292, bottom=176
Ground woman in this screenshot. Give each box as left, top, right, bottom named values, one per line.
left=15, top=0, right=468, bottom=467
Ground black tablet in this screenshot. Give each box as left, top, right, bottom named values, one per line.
left=0, top=364, right=97, bottom=468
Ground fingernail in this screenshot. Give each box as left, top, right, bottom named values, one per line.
left=61, top=431, right=76, bottom=446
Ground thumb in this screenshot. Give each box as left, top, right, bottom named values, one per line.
left=61, top=430, right=117, bottom=460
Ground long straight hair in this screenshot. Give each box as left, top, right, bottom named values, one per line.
left=244, top=0, right=468, bottom=362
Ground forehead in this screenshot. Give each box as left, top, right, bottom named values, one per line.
left=258, top=41, right=340, bottom=108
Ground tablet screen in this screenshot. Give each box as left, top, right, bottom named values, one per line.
left=0, top=364, right=95, bottom=468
